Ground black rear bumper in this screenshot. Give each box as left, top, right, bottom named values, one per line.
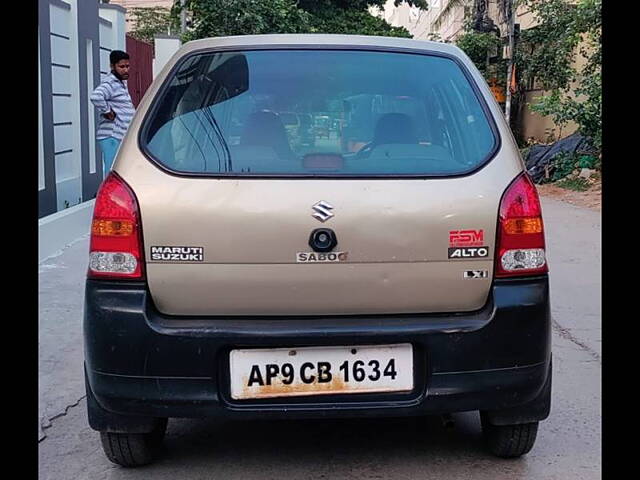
left=84, top=276, right=551, bottom=426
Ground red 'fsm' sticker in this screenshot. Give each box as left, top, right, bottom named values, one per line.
left=449, top=229, right=484, bottom=247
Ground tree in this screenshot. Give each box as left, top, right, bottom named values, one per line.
left=182, top=0, right=313, bottom=40
left=516, top=0, right=601, bottom=148
left=182, top=0, right=428, bottom=41
left=298, top=0, right=428, bottom=37
left=129, top=7, right=181, bottom=44
left=453, top=1, right=507, bottom=91
left=448, top=1, right=507, bottom=82
left=456, top=31, right=503, bottom=79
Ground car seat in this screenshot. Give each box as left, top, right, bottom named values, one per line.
left=240, top=111, right=296, bottom=160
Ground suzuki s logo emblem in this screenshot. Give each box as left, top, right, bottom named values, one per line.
left=311, top=201, right=334, bottom=222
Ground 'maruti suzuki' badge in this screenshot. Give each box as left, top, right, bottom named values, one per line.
left=312, top=201, right=334, bottom=222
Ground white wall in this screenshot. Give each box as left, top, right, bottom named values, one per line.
left=39, top=32, right=45, bottom=192
left=99, top=6, right=126, bottom=52
left=86, top=39, right=97, bottom=174
left=153, top=36, right=182, bottom=78
left=49, top=0, right=82, bottom=210
left=94, top=6, right=126, bottom=180
left=98, top=20, right=114, bottom=81
left=97, top=6, right=127, bottom=83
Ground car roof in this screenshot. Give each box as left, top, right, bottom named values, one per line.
left=178, top=33, right=465, bottom=57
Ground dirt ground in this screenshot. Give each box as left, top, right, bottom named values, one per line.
left=536, top=178, right=601, bottom=211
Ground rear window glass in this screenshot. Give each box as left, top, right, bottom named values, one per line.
left=141, top=49, right=497, bottom=176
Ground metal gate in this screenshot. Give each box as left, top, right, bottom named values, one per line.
left=125, top=35, right=153, bottom=108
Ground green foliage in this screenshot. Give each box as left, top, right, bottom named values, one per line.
left=537, top=151, right=599, bottom=185
left=182, top=1, right=428, bottom=41
left=517, top=0, right=601, bottom=149
left=304, top=6, right=411, bottom=37
left=455, top=31, right=503, bottom=79
left=183, top=0, right=313, bottom=40
left=298, top=1, right=427, bottom=37
left=298, top=0, right=428, bottom=12
left=556, top=177, right=590, bottom=192
left=516, top=0, right=583, bottom=91
left=550, top=152, right=578, bottom=182
left=129, top=7, right=180, bottom=44
left=577, top=154, right=597, bottom=169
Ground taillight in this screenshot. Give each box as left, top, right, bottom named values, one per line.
left=495, top=173, right=548, bottom=278
left=88, top=172, right=144, bottom=279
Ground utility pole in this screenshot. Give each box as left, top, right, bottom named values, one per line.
left=180, top=0, right=187, bottom=34
left=504, top=0, right=515, bottom=123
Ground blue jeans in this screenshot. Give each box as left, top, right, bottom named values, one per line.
left=97, top=137, right=121, bottom=177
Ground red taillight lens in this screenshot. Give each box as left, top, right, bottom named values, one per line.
left=496, top=173, right=548, bottom=278
left=88, top=172, right=144, bottom=279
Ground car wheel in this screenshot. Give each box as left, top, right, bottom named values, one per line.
left=99, top=418, right=167, bottom=467
left=480, top=413, right=538, bottom=458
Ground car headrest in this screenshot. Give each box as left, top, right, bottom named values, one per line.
left=373, top=113, right=418, bottom=146
left=240, top=111, right=295, bottom=159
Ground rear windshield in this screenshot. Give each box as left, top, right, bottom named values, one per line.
left=141, top=49, right=497, bottom=176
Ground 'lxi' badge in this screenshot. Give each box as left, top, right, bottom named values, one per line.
left=464, top=270, right=489, bottom=279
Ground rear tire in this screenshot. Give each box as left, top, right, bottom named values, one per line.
left=99, top=418, right=167, bottom=467
left=481, top=414, right=538, bottom=458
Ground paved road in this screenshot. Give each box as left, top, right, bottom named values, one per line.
left=38, top=197, right=601, bottom=480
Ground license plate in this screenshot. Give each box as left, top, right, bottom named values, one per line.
left=229, top=343, right=413, bottom=400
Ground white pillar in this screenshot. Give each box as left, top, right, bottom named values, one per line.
left=98, top=3, right=126, bottom=52
left=153, top=35, right=182, bottom=78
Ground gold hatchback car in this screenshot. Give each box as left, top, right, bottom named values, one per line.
left=84, top=34, right=551, bottom=467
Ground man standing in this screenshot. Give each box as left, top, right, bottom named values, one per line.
left=90, top=50, right=135, bottom=176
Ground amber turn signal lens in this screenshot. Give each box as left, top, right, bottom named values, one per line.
left=502, top=218, right=543, bottom=235
left=91, top=219, right=134, bottom=236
